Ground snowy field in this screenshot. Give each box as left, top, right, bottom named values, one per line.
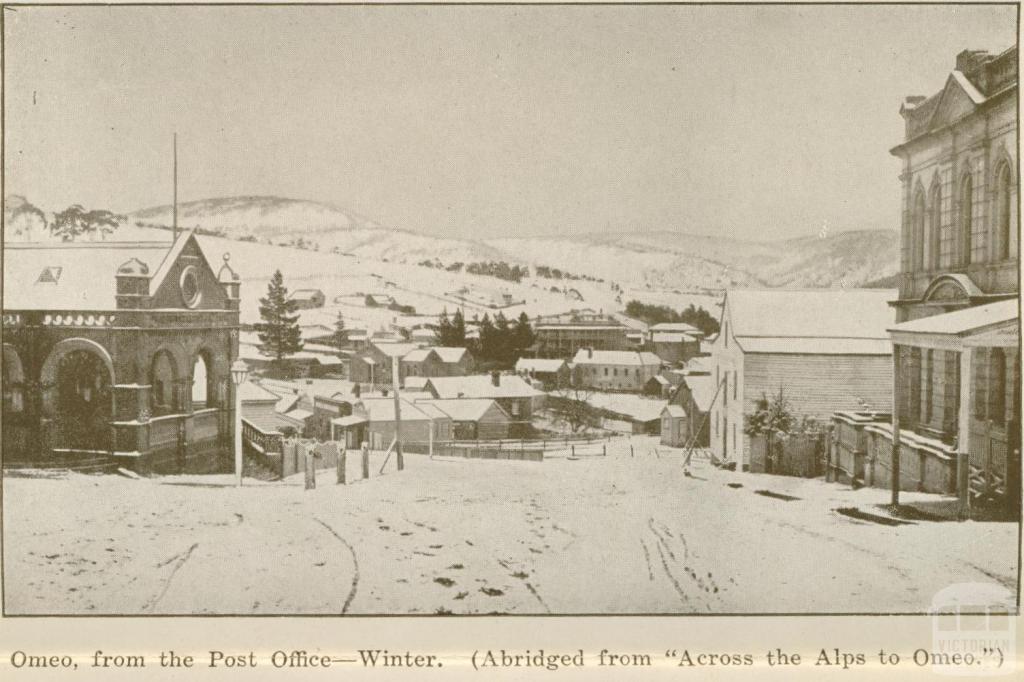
left=3, top=437, right=1017, bottom=615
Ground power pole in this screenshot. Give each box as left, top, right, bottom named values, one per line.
left=392, top=358, right=404, bottom=471
left=172, top=132, right=178, bottom=240
left=891, top=345, right=901, bottom=507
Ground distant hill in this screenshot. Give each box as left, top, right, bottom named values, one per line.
left=127, top=195, right=899, bottom=290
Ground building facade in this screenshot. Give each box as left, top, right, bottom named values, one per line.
left=884, top=47, right=1019, bottom=511
left=2, top=232, right=241, bottom=473
left=710, top=289, right=896, bottom=467
left=532, top=310, right=632, bottom=359
left=570, top=349, right=663, bottom=392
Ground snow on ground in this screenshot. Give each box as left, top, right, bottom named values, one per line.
left=4, top=437, right=1017, bottom=615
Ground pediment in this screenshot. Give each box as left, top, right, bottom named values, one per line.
left=927, top=74, right=979, bottom=132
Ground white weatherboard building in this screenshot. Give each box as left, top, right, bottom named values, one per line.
left=709, top=289, right=897, bottom=467
left=571, top=349, right=662, bottom=392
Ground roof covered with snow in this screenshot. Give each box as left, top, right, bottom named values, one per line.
left=662, top=405, right=687, bottom=418
left=240, top=380, right=282, bottom=403
left=682, top=375, right=717, bottom=411
left=572, top=349, right=663, bottom=366
left=4, top=240, right=177, bottom=310
left=373, top=342, right=420, bottom=358
left=417, top=398, right=503, bottom=422
left=355, top=398, right=432, bottom=423
left=515, top=358, right=568, bottom=373
left=426, top=374, right=543, bottom=400
left=889, top=299, right=1018, bottom=336
left=726, top=289, right=897, bottom=348
left=651, top=322, right=701, bottom=334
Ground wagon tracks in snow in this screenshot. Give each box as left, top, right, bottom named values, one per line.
left=647, top=517, right=723, bottom=610
left=314, top=518, right=360, bottom=614
left=146, top=542, right=198, bottom=612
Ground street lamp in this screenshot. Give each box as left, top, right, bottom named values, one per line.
left=231, top=359, right=249, bottom=487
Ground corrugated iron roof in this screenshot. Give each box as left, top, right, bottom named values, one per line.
left=726, top=289, right=896, bottom=341
left=572, top=349, right=662, bottom=366
left=416, top=398, right=505, bottom=422
left=426, top=374, right=543, bottom=400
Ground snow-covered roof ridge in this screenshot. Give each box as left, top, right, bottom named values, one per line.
left=426, top=374, right=543, bottom=399
left=572, top=349, right=662, bottom=366
left=725, top=288, right=897, bottom=341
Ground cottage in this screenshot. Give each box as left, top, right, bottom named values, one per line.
left=515, top=357, right=571, bottom=390
left=417, top=398, right=512, bottom=440
left=710, top=289, right=896, bottom=469
left=424, top=374, right=543, bottom=437
left=349, top=341, right=419, bottom=385
left=288, top=288, right=325, bottom=310
left=240, top=381, right=305, bottom=437
left=330, top=397, right=438, bottom=451
left=2, top=231, right=241, bottom=473
left=571, top=349, right=662, bottom=392
left=401, top=346, right=475, bottom=381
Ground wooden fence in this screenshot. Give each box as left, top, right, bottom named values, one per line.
left=749, top=431, right=825, bottom=478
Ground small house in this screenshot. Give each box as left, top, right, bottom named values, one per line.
left=417, top=398, right=512, bottom=440
left=660, top=405, right=688, bottom=447
left=515, top=357, right=571, bottom=390
left=289, top=288, right=325, bottom=310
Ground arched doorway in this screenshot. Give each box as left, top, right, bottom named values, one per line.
left=2, top=343, right=26, bottom=415
left=191, top=350, right=214, bottom=409
left=150, top=350, right=179, bottom=416
left=40, top=338, right=115, bottom=452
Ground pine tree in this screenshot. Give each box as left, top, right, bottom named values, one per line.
left=451, top=309, right=467, bottom=346
left=512, top=312, right=535, bottom=358
left=436, top=309, right=454, bottom=345
left=477, top=314, right=496, bottom=364
left=493, top=312, right=512, bottom=367
left=333, top=310, right=348, bottom=349
left=256, top=270, right=303, bottom=366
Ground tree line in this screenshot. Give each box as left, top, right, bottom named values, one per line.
left=435, top=309, right=535, bottom=369
left=624, top=300, right=720, bottom=337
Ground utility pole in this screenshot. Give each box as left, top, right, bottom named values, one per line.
left=172, top=132, right=178, bottom=240
left=891, top=345, right=901, bottom=507
left=392, top=358, right=404, bottom=471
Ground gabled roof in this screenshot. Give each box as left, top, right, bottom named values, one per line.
left=4, top=240, right=176, bottom=310
left=662, top=405, right=687, bottom=418
left=289, top=288, right=323, bottom=299
left=355, top=398, right=431, bottom=422
left=373, top=342, right=420, bottom=358
left=402, top=348, right=436, bottom=363
left=683, top=375, right=717, bottom=412
left=403, top=376, right=430, bottom=390
left=240, top=380, right=285, bottom=404
left=416, top=398, right=506, bottom=422
left=571, top=349, right=663, bottom=366
left=516, top=358, right=568, bottom=373
left=414, top=402, right=452, bottom=421
left=426, top=374, right=543, bottom=400
left=725, top=289, right=896, bottom=343
left=433, top=347, right=469, bottom=363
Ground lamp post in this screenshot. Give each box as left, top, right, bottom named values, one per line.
left=231, top=359, right=249, bottom=487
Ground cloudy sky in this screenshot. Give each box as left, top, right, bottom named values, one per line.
left=3, top=5, right=1016, bottom=241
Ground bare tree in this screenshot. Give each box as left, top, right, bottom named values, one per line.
left=549, top=377, right=600, bottom=434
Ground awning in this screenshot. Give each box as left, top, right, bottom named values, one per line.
left=331, top=415, right=368, bottom=427
left=889, top=299, right=1018, bottom=351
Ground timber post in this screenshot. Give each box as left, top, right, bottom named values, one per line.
left=337, top=446, right=346, bottom=485
left=361, top=442, right=369, bottom=480
left=304, top=443, right=315, bottom=491
left=891, top=344, right=902, bottom=508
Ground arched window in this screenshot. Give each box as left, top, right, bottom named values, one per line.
left=995, top=163, right=1013, bottom=261
left=960, top=172, right=974, bottom=265
left=929, top=183, right=942, bottom=270
left=912, top=190, right=926, bottom=270
left=150, top=350, right=178, bottom=416
left=2, top=345, right=25, bottom=414
left=192, top=351, right=214, bottom=409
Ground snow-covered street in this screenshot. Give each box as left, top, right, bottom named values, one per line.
left=3, top=437, right=1017, bottom=615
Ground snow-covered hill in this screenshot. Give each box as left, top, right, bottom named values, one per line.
left=129, top=195, right=898, bottom=291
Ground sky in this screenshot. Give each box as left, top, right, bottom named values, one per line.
left=3, top=5, right=1016, bottom=242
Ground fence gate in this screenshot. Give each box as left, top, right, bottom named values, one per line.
left=968, top=420, right=1011, bottom=505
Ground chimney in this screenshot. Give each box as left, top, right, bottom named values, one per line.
left=491, top=371, right=501, bottom=387
left=955, top=49, right=990, bottom=75
left=352, top=383, right=361, bottom=398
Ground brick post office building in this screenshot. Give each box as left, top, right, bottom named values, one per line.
left=2, top=231, right=242, bottom=473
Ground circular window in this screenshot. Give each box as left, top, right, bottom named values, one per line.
left=179, top=266, right=202, bottom=309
